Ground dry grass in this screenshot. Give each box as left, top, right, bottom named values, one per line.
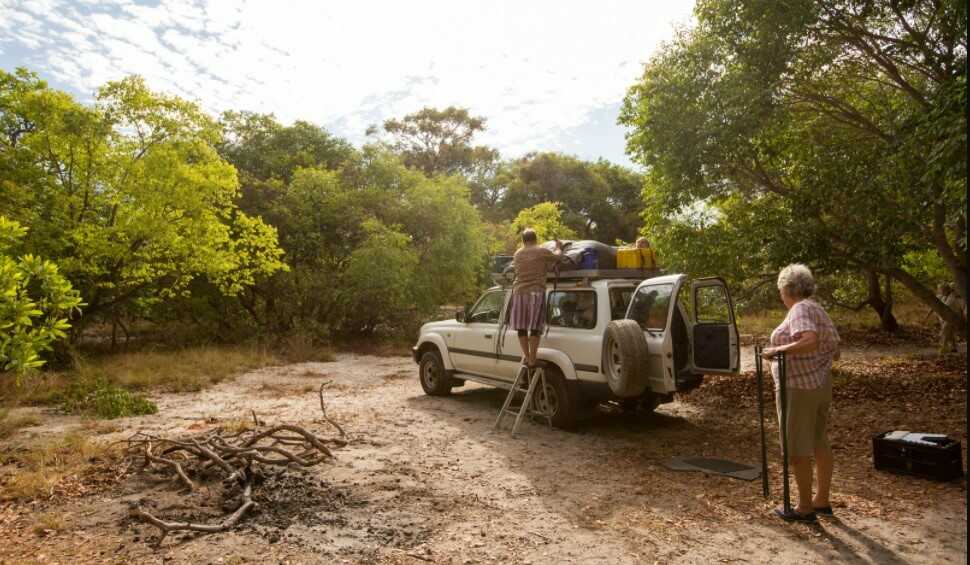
left=0, top=409, right=41, bottom=440
left=88, top=345, right=280, bottom=392
left=222, top=417, right=257, bottom=434
left=79, top=419, right=123, bottom=435
left=277, top=335, right=336, bottom=363
left=2, top=345, right=281, bottom=406
left=32, top=512, right=68, bottom=536
left=1, top=433, right=108, bottom=501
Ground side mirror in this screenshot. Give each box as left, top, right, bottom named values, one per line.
left=455, top=308, right=466, bottom=323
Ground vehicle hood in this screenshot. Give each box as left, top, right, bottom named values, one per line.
left=420, top=319, right=460, bottom=334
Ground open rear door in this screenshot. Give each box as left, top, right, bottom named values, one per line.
left=690, top=277, right=739, bottom=374
left=624, top=274, right=687, bottom=393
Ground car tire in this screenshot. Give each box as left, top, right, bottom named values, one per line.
left=419, top=350, right=452, bottom=396
left=604, top=319, right=650, bottom=398
left=533, top=366, right=578, bottom=430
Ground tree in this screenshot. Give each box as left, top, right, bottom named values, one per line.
left=219, top=136, right=489, bottom=338
left=218, top=111, right=354, bottom=221
left=621, top=0, right=966, bottom=335
left=371, top=106, right=500, bottom=177
left=499, top=152, right=644, bottom=245
left=509, top=202, right=578, bottom=249
left=0, top=69, right=286, bottom=334
left=0, top=217, right=82, bottom=376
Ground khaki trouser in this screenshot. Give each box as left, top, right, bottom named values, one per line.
left=776, top=380, right=832, bottom=458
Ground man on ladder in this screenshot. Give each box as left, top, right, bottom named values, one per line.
left=495, top=229, right=562, bottom=436
left=509, top=228, right=562, bottom=368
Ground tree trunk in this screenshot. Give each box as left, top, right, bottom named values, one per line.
left=931, top=201, right=968, bottom=304
left=889, top=267, right=967, bottom=340
left=865, top=270, right=898, bottom=333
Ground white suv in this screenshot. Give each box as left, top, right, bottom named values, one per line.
left=412, top=272, right=740, bottom=428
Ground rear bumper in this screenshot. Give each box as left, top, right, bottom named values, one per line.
left=411, top=346, right=420, bottom=364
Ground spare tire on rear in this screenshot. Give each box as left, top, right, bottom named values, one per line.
left=604, top=320, right=650, bottom=397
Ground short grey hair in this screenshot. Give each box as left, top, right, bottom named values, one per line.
left=777, top=263, right=815, bottom=299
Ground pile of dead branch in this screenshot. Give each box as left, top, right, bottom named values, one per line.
left=123, top=383, right=345, bottom=544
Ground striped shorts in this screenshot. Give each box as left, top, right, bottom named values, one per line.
left=510, top=290, right=546, bottom=331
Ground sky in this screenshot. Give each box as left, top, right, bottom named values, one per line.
left=0, top=0, right=695, bottom=168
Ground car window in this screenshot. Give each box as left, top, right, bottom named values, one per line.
left=609, top=287, right=635, bottom=320
left=468, top=290, right=506, bottom=324
left=547, top=290, right=597, bottom=329
left=628, top=284, right=673, bottom=330
left=695, top=284, right=731, bottom=324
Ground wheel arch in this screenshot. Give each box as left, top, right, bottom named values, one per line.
left=535, top=348, right=579, bottom=381
left=416, top=335, right=454, bottom=371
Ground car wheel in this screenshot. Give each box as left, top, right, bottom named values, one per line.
left=419, top=350, right=452, bottom=396
left=533, top=366, right=577, bottom=430
left=604, top=320, right=650, bottom=398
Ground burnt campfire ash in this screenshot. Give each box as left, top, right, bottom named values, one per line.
left=123, top=382, right=346, bottom=546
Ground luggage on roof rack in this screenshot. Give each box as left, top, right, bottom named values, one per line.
left=491, top=241, right=661, bottom=287
left=542, top=240, right=618, bottom=270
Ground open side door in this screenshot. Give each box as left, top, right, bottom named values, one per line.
left=624, top=274, right=687, bottom=393
left=690, top=277, right=739, bottom=374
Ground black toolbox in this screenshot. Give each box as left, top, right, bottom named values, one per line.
left=872, top=431, right=964, bottom=481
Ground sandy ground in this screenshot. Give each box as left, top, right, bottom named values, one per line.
left=0, top=346, right=966, bottom=564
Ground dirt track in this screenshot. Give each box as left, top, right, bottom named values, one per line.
left=1, top=350, right=966, bottom=564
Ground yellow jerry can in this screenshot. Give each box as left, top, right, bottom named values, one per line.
left=617, top=248, right=657, bottom=269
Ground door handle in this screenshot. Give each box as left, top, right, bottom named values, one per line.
left=484, top=334, right=493, bottom=339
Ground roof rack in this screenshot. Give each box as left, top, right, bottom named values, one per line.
left=491, top=268, right=663, bottom=287
left=549, top=268, right=664, bottom=281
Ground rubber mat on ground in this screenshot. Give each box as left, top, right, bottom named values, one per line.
left=662, top=456, right=761, bottom=481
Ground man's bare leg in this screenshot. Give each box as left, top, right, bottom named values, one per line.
left=528, top=335, right=541, bottom=367
left=517, top=334, right=530, bottom=366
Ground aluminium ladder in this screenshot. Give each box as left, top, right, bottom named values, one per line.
left=494, top=362, right=552, bottom=437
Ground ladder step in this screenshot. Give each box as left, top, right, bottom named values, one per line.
left=495, top=365, right=550, bottom=436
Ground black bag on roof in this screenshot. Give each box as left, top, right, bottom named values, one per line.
left=542, top=240, right=618, bottom=270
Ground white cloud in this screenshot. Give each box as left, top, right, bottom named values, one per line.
left=0, top=0, right=694, bottom=161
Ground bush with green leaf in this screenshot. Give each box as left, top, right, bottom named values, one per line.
left=508, top=202, right=578, bottom=250
left=58, top=376, right=157, bottom=419
left=1, top=216, right=83, bottom=377
left=0, top=69, right=286, bottom=336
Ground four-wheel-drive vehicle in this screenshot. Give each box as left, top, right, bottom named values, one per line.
left=412, top=270, right=740, bottom=428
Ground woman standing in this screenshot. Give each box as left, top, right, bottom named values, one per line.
left=761, top=264, right=841, bottom=522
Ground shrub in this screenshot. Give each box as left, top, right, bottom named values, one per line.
left=58, top=376, right=158, bottom=419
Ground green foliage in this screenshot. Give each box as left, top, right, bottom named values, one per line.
left=0, top=217, right=83, bottom=375
left=499, top=153, right=644, bottom=244
left=217, top=123, right=488, bottom=338
left=339, top=218, right=419, bottom=332
left=372, top=106, right=499, bottom=179
left=0, top=69, right=285, bottom=333
left=509, top=202, right=578, bottom=248
left=59, top=376, right=158, bottom=419
left=620, top=0, right=967, bottom=329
